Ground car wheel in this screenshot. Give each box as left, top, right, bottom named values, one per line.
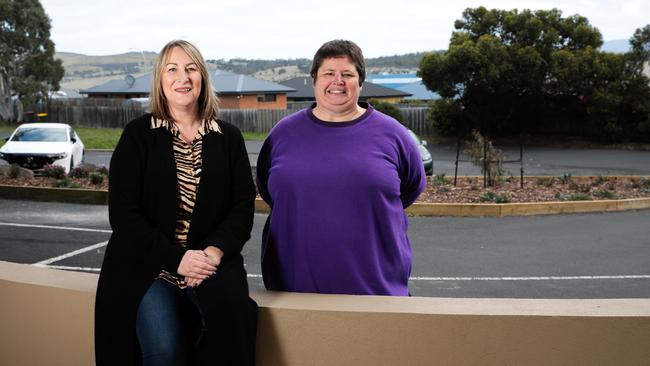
left=69, top=157, right=74, bottom=173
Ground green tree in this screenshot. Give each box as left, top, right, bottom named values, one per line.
left=0, top=0, right=64, bottom=121
left=419, top=7, right=605, bottom=137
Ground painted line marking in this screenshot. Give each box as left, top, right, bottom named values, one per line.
left=40, top=265, right=102, bottom=272
left=0, top=222, right=112, bottom=233
left=34, top=240, right=108, bottom=266
left=409, top=275, right=650, bottom=281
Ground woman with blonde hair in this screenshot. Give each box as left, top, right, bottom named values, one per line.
left=95, top=40, right=257, bottom=365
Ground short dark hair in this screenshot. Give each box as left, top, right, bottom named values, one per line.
left=310, top=39, right=365, bottom=86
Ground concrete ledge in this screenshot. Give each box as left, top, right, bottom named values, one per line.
left=0, top=184, right=108, bottom=205
left=408, top=198, right=650, bottom=217
left=2, top=180, right=650, bottom=216
left=1, top=261, right=649, bottom=365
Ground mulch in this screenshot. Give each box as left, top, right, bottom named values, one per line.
left=1, top=175, right=649, bottom=204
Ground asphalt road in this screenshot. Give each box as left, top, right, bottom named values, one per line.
left=4, top=142, right=650, bottom=176
left=1, top=198, right=648, bottom=298
left=76, top=143, right=650, bottom=177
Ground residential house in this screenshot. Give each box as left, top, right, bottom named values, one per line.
left=280, top=77, right=411, bottom=103
left=80, top=71, right=295, bottom=109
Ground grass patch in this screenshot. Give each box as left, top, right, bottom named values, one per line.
left=1, top=123, right=268, bottom=150
left=242, top=131, right=268, bottom=140
left=75, top=127, right=123, bottom=149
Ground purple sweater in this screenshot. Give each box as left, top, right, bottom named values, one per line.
left=256, top=104, right=426, bottom=295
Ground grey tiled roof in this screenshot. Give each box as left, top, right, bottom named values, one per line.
left=80, top=71, right=294, bottom=95
left=280, top=77, right=412, bottom=99
left=80, top=75, right=152, bottom=94
left=212, top=70, right=294, bottom=94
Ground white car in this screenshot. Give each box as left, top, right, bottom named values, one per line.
left=0, top=123, right=84, bottom=174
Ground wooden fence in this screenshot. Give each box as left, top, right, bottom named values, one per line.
left=36, top=99, right=433, bottom=135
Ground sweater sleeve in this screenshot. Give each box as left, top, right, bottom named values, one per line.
left=108, top=120, right=184, bottom=273
left=255, top=136, right=273, bottom=207
left=202, top=127, right=256, bottom=259
left=397, top=129, right=426, bottom=208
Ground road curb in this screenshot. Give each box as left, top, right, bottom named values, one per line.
left=2, top=183, right=650, bottom=216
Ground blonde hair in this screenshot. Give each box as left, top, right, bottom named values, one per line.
left=150, top=40, right=219, bottom=121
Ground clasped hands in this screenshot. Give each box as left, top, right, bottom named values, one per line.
left=177, top=246, right=224, bottom=288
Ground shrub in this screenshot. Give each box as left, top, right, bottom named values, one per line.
left=432, top=174, right=449, bottom=185
left=52, top=177, right=72, bottom=188
left=559, top=173, right=573, bottom=185
left=594, top=176, right=608, bottom=186
left=570, top=193, right=592, bottom=201
left=69, top=163, right=98, bottom=178
left=593, top=189, right=616, bottom=199
left=89, top=172, right=105, bottom=185
left=640, top=178, right=650, bottom=189
left=368, top=99, right=404, bottom=123
left=96, top=165, right=109, bottom=176
left=43, top=164, right=66, bottom=179
left=464, top=130, right=504, bottom=186
left=479, top=191, right=510, bottom=203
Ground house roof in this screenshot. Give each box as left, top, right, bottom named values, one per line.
left=280, top=77, right=411, bottom=99
left=396, top=81, right=441, bottom=100
left=80, top=71, right=294, bottom=95
left=212, top=70, right=294, bottom=94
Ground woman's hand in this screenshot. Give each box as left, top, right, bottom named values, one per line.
left=178, top=250, right=218, bottom=287
left=203, top=245, right=224, bottom=266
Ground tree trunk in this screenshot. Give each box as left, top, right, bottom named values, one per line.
left=0, top=75, right=15, bottom=121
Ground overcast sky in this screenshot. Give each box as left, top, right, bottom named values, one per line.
left=40, top=0, right=649, bottom=60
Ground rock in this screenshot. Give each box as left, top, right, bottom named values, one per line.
left=0, top=164, right=34, bottom=179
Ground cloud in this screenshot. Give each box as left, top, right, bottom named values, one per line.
left=41, top=0, right=650, bottom=59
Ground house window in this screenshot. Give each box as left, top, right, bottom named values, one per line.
left=257, top=94, right=277, bottom=103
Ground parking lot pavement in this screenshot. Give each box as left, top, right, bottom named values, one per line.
left=1, top=198, right=649, bottom=298
left=67, top=144, right=650, bottom=177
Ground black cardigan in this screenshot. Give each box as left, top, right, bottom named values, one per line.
left=95, top=114, right=256, bottom=365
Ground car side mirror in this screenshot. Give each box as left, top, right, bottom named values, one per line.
left=71, top=137, right=77, bottom=143
left=422, top=140, right=428, bottom=147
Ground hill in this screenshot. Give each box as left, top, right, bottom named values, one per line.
left=55, top=50, right=434, bottom=88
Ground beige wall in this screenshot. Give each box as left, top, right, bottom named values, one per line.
left=1, top=261, right=649, bottom=366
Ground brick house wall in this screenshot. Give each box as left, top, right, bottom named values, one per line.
left=218, top=94, right=287, bottom=109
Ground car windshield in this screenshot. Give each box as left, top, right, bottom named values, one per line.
left=10, top=127, right=68, bottom=142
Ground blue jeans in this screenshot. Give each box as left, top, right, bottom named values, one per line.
left=136, top=279, right=202, bottom=366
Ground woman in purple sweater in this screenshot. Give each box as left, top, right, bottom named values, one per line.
left=256, top=40, right=426, bottom=296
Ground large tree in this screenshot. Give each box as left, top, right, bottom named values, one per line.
left=0, top=0, right=64, bottom=121
left=418, top=7, right=650, bottom=141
